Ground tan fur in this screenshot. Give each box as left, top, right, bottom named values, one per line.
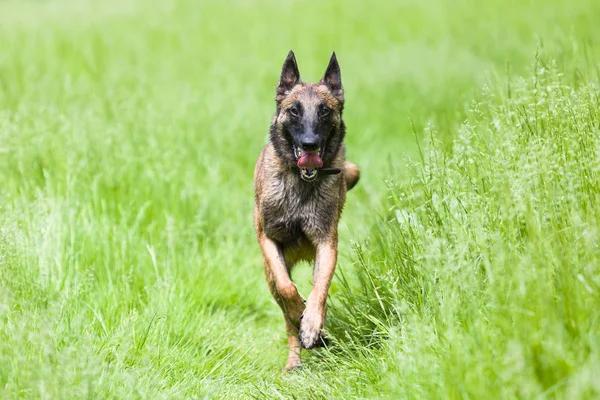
left=344, top=161, right=360, bottom=190
left=280, top=84, right=341, bottom=111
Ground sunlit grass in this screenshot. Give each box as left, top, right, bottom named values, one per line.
left=330, top=61, right=600, bottom=398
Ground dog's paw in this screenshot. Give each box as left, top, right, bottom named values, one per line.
left=298, top=312, right=328, bottom=349
left=283, top=359, right=302, bottom=373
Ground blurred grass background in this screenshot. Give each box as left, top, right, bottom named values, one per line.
left=0, top=0, right=599, bottom=398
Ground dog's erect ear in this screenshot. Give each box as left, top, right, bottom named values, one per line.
left=276, top=50, right=301, bottom=100
left=320, top=52, right=343, bottom=101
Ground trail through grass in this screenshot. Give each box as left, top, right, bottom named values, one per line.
left=1, top=0, right=600, bottom=398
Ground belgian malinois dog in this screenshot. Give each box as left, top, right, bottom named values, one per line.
left=254, top=50, right=359, bottom=371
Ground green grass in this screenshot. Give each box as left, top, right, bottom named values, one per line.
left=1, top=0, right=600, bottom=398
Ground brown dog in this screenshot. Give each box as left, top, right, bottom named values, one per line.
left=254, top=51, right=359, bottom=371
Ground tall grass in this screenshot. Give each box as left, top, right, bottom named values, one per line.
left=331, top=59, right=600, bottom=398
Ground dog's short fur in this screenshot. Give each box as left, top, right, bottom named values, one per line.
left=254, top=51, right=359, bottom=371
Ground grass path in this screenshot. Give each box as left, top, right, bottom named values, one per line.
left=1, top=0, right=600, bottom=398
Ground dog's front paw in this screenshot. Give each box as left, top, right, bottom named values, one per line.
left=298, top=311, right=328, bottom=349
left=283, top=359, right=302, bottom=373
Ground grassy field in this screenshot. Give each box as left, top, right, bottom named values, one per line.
left=1, top=0, right=600, bottom=398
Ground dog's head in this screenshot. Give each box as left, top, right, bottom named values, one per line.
left=270, top=51, right=345, bottom=181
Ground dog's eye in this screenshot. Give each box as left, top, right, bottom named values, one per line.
left=289, top=107, right=300, bottom=118
left=320, top=107, right=331, bottom=118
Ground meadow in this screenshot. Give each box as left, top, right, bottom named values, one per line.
left=1, top=0, right=599, bottom=398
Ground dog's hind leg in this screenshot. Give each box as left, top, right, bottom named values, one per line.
left=260, top=235, right=306, bottom=370
left=344, top=161, right=360, bottom=191
left=283, top=319, right=302, bottom=371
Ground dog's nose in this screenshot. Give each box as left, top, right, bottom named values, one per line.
left=301, top=137, right=319, bottom=151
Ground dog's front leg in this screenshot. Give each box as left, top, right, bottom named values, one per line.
left=259, top=234, right=306, bottom=371
left=260, top=235, right=306, bottom=325
left=299, top=238, right=337, bottom=349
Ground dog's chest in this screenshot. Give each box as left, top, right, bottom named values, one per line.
left=261, top=174, right=339, bottom=244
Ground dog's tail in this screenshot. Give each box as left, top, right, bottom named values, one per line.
left=344, top=161, right=360, bottom=191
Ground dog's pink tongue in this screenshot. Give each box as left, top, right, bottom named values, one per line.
left=297, top=153, right=323, bottom=169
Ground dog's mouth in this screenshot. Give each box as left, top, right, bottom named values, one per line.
left=299, top=167, right=318, bottom=181
left=295, top=147, right=323, bottom=169
left=294, top=147, right=323, bottom=182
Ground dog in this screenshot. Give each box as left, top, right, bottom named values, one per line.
left=253, top=50, right=359, bottom=371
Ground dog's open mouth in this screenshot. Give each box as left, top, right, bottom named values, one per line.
left=294, top=147, right=323, bottom=182
left=299, top=167, right=318, bottom=181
